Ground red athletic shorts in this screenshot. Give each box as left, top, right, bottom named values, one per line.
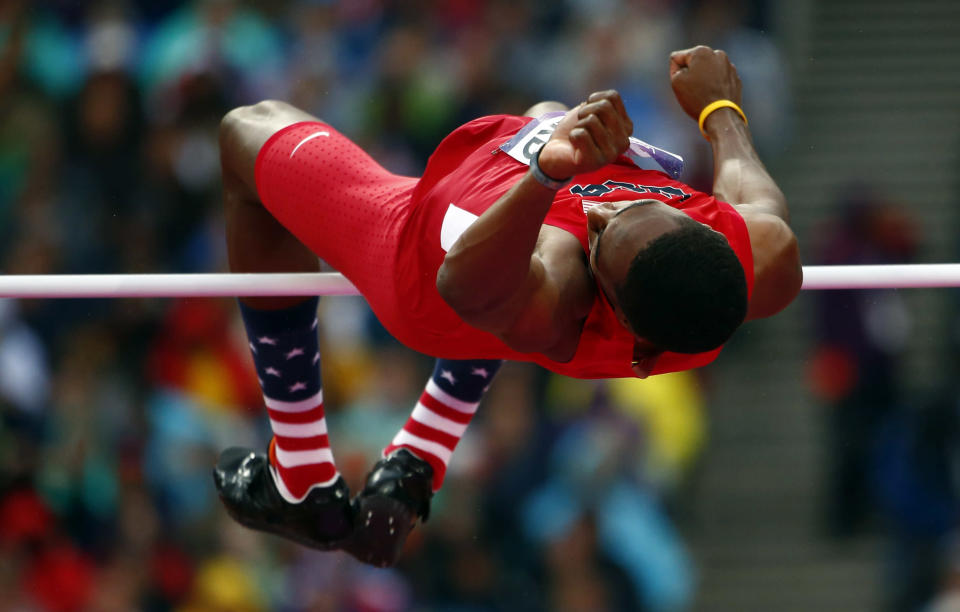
left=254, top=121, right=418, bottom=329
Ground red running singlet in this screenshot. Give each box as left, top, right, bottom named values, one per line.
left=255, top=115, right=754, bottom=379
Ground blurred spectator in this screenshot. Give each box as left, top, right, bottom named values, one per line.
left=139, top=0, right=285, bottom=106
left=146, top=298, right=261, bottom=410
left=60, top=67, right=147, bottom=273
left=873, top=391, right=960, bottom=611
left=0, top=299, right=50, bottom=416
left=807, top=185, right=919, bottom=539
left=21, top=540, right=96, bottom=611
left=0, top=2, right=62, bottom=268
left=522, top=375, right=698, bottom=611
left=177, top=554, right=266, bottom=612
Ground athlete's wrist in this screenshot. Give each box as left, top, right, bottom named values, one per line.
left=702, top=106, right=749, bottom=141
left=530, top=147, right=572, bottom=190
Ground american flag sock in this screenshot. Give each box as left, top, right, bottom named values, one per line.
left=239, top=297, right=338, bottom=503
left=385, top=358, right=503, bottom=491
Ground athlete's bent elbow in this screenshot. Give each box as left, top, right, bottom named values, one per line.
left=778, top=235, right=804, bottom=310
left=436, top=261, right=498, bottom=325
left=747, top=231, right=802, bottom=320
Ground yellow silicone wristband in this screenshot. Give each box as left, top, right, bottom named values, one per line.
left=698, top=99, right=748, bottom=140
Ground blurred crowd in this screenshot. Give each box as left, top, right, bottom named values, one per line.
left=806, top=187, right=960, bottom=612
left=0, top=0, right=799, bottom=610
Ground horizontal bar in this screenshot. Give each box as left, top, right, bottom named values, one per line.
left=801, top=264, right=960, bottom=290
left=0, top=265, right=956, bottom=298
left=0, top=273, right=359, bottom=298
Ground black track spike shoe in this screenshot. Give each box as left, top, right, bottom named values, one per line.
left=342, top=448, right=434, bottom=567
left=213, top=446, right=353, bottom=550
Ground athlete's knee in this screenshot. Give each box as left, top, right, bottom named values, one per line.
left=522, top=100, right=569, bottom=118
left=223, top=100, right=284, bottom=127
left=219, top=101, right=284, bottom=188
left=221, top=101, right=277, bottom=151
left=221, top=101, right=320, bottom=173
left=222, top=100, right=318, bottom=137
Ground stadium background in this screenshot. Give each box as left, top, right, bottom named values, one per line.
left=1, top=0, right=959, bottom=610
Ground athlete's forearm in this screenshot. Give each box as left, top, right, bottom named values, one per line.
left=706, top=110, right=789, bottom=222
left=440, top=90, right=630, bottom=332
left=436, top=171, right=558, bottom=330
left=707, top=109, right=802, bottom=319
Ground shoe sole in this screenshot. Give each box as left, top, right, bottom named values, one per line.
left=217, top=492, right=349, bottom=551
left=212, top=458, right=351, bottom=552
left=342, top=494, right=417, bottom=568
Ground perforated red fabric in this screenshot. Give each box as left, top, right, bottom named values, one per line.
left=255, top=122, right=417, bottom=319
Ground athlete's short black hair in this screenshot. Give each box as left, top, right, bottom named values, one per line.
left=614, top=217, right=748, bottom=354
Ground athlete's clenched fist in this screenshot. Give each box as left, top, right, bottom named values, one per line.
left=669, top=45, right=742, bottom=122
left=537, top=90, right=634, bottom=180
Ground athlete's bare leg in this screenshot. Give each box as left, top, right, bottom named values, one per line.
left=214, top=101, right=354, bottom=551
left=221, top=101, right=320, bottom=308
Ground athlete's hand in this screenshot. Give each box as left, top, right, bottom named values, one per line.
left=537, top=90, right=633, bottom=180
left=669, top=46, right=742, bottom=121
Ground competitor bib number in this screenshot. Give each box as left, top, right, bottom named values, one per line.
left=499, top=112, right=684, bottom=179
left=500, top=112, right=566, bottom=165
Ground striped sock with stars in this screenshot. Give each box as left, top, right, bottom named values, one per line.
left=385, top=358, right=503, bottom=491
left=239, top=297, right=337, bottom=503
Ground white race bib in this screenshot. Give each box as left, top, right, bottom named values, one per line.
left=499, top=112, right=684, bottom=179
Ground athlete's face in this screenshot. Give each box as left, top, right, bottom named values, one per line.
left=586, top=199, right=687, bottom=378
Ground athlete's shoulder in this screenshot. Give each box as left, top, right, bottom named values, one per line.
left=439, top=115, right=531, bottom=150
left=418, top=115, right=532, bottom=199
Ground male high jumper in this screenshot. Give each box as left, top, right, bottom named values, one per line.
left=214, top=46, right=801, bottom=567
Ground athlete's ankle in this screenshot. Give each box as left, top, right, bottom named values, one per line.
left=386, top=358, right=503, bottom=491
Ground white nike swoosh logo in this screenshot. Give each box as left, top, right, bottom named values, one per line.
left=290, top=130, right=330, bottom=157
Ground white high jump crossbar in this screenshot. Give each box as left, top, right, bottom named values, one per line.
left=0, top=265, right=957, bottom=298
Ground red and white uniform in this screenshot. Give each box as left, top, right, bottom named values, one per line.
left=255, top=115, right=754, bottom=379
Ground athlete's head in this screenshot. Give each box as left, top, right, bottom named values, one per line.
left=587, top=199, right=748, bottom=376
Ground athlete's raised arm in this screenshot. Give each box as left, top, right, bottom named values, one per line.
left=669, top=46, right=802, bottom=320
left=436, top=91, right=633, bottom=351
